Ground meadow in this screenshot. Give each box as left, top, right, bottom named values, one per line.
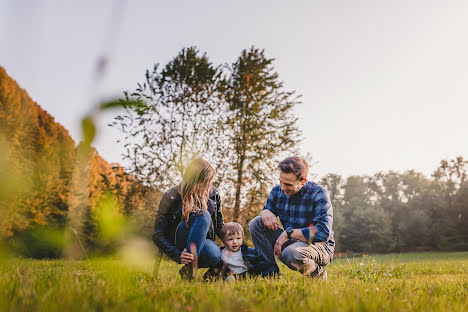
left=1, top=251, right=467, bottom=312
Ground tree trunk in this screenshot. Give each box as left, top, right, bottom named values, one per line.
left=233, top=154, right=245, bottom=222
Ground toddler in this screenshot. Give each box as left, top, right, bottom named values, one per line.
left=220, top=222, right=265, bottom=281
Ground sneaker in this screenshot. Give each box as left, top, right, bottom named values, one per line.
left=310, top=267, right=327, bottom=282
left=179, top=264, right=193, bottom=280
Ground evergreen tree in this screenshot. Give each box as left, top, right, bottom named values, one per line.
left=224, top=47, right=301, bottom=222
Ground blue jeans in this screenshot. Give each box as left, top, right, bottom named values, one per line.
left=175, top=211, right=221, bottom=268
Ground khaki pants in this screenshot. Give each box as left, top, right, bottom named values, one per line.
left=250, top=215, right=331, bottom=277
left=281, top=241, right=330, bottom=276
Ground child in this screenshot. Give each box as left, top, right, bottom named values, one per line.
left=204, top=222, right=265, bottom=282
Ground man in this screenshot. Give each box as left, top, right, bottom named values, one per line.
left=249, top=156, right=334, bottom=280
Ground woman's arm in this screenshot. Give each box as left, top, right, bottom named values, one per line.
left=210, top=187, right=224, bottom=239
left=152, top=191, right=182, bottom=263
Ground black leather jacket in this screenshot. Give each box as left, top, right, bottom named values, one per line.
left=152, top=185, right=223, bottom=263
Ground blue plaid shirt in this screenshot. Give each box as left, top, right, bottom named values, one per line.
left=263, top=181, right=335, bottom=256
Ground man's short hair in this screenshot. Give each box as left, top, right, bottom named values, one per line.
left=278, top=156, right=309, bottom=180
left=220, top=222, right=244, bottom=240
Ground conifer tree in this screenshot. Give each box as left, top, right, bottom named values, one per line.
left=224, top=47, right=301, bottom=222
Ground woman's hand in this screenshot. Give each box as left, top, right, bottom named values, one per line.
left=180, top=248, right=194, bottom=264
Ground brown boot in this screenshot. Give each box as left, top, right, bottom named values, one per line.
left=315, top=267, right=328, bottom=282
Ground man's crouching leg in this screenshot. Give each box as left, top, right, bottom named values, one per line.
left=249, top=216, right=283, bottom=276
left=281, top=241, right=330, bottom=280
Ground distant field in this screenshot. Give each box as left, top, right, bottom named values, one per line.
left=1, top=252, right=467, bottom=311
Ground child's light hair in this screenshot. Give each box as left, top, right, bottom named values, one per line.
left=221, top=222, right=244, bottom=241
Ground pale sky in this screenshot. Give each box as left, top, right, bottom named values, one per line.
left=1, top=0, right=467, bottom=179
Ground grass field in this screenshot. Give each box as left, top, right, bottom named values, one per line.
left=1, top=251, right=467, bottom=311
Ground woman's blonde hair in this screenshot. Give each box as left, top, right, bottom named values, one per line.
left=180, top=158, right=216, bottom=222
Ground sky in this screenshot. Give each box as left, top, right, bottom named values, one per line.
left=1, top=0, right=467, bottom=179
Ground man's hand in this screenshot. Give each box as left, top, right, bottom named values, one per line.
left=180, top=248, right=194, bottom=264
left=260, top=209, right=279, bottom=230
left=274, top=230, right=289, bottom=258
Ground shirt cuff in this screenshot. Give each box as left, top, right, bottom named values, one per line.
left=301, top=226, right=315, bottom=242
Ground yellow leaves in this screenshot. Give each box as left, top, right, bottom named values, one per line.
left=32, top=211, right=47, bottom=225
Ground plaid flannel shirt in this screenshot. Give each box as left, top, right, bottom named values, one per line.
left=263, top=181, right=335, bottom=256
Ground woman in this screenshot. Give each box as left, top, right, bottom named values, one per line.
left=152, top=158, right=224, bottom=279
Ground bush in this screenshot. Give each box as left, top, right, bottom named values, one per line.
left=7, top=226, right=66, bottom=258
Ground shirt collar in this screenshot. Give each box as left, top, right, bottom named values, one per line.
left=294, top=180, right=311, bottom=197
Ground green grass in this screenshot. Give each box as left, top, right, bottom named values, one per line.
left=1, top=252, right=467, bottom=311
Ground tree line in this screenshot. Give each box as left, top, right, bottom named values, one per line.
left=322, top=157, right=468, bottom=253
left=0, top=66, right=158, bottom=258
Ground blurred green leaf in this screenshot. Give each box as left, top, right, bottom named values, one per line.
left=96, top=194, right=126, bottom=240
left=99, top=99, right=146, bottom=111
left=81, top=116, right=96, bottom=146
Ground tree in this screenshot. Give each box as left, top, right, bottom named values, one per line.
left=431, top=157, right=468, bottom=250
left=224, top=47, right=301, bottom=222
left=1, top=66, right=156, bottom=258
left=113, top=47, right=225, bottom=191
left=320, top=173, right=344, bottom=206
left=339, top=176, right=394, bottom=252
left=320, top=173, right=344, bottom=250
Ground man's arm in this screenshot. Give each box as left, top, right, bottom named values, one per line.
left=273, top=228, right=318, bottom=257
left=301, top=187, right=333, bottom=243
left=260, top=210, right=279, bottom=230
left=288, top=228, right=317, bottom=242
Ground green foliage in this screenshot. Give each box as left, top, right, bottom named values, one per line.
left=325, top=157, right=468, bottom=253
left=7, top=226, right=66, bottom=259
left=0, top=252, right=467, bottom=311
left=95, top=194, right=126, bottom=241
left=337, top=176, right=395, bottom=252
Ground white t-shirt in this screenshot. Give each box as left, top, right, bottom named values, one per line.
left=221, top=249, right=249, bottom=274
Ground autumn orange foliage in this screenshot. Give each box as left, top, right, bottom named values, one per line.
left=0, top=66, right=158, bottom=256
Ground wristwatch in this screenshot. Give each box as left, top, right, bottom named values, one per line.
left=286, top=227, right=293, bottom=240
